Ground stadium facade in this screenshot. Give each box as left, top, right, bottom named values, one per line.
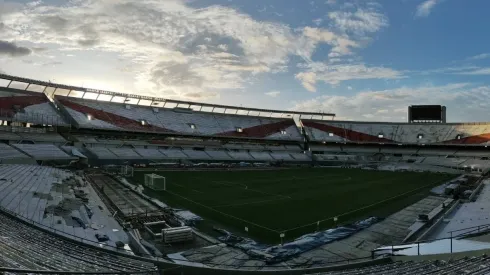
left=1, top=73, right=490, bottom=274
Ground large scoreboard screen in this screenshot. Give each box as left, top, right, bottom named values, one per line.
left=409, top=105, right=445, bottom=122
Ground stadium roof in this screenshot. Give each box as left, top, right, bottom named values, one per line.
left=0, top=73, right=335, bottom=120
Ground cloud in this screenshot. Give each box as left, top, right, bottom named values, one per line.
left=415, top=0, right=442, bottom=18
left=328, top=8, right=389, bottom=36
left=466, top=53, right=490, bottom=61
left=0, top=0, right=372, bottom=99
left=347, top=86, right=352, bottom=90
left=0, top=0, right=392, bottom=98
left=295, top=62, right=404, bottom=91
left=296, top=71, right=318, bottom=92
left=0, top=40, right=32, bottom=57
left=291, top=83, right=490, bottom=122
left=265, top=90, right=281, bottom=97
left=302, top=27, right=360, bottom=56
left=22, top=59, right=63, bottom=67
left=456, top=68, right=490, bottom=75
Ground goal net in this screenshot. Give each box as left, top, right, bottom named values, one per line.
left=144, top=174, right=166, bottom=190
left=103, top=165, right=134, bottom=177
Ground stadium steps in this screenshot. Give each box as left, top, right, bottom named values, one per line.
left=0, top=209, right=157, bottom=272
left=310, top=255, right=490, bottom=275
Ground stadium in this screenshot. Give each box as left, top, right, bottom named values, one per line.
left=2, top=73, right=490, bottom=275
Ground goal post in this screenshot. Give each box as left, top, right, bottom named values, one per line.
left=103, top=165, right=133, bottom=177
left=144, top=174, right=167, bottom=190
left=122, top=165, right=134, bottom=177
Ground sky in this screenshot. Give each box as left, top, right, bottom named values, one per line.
left=0, top=0, right=490, bottom=122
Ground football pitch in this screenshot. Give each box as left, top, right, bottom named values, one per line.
left=131, top=168, right=454, bottom=243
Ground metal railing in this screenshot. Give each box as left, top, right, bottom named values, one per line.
left=0, top=204, right=375, bottom=271
left=374, top=222, right=490, bottom=257
left=0, top=108, right=67, bottom=127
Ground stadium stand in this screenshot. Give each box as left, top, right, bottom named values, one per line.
left=303, top=120, right=490, bottom=145
left=307, top=255, right=490, bottom=274
left=11, top=144, right=73, bottom=160
left=0, top=143, right=30, bottom=161
left=109, top=147, right=143, bottom=159
left=160, top=148, right=189, bottom=159
left=290, top=152, right=311, bottom=161
left=60, top=145, right=87, bottom=158
left=182, top=149, right=212, bottom=160
left=85, top=146, right=118, bottom=159
left=134, top=148, right=167, bottom=159
left=271, top=152, right=295, bottom=161
left=0, top=89, right=67, bottom=126
left=55, top=95, right=302, bottom=140
left=0, top=130, right=22, bottom=140
left=0, top=208, right=157, bottom=272
left=249, top=151, right=274, bottom=161
left=205, top=150, right=233, bottom=160
left=227, top=151, right=254, bottom=160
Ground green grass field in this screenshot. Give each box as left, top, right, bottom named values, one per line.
left=131, top=168, right=454, bottom=244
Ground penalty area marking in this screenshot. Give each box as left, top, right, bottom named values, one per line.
left=167, top=181, right=205, bottom=194
left=282, top=177, right=451, bottom=232
left=164, top=189, right=279, bottom=233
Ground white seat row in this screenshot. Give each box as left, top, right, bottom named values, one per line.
left=0, top=143, right=29, bottom=159
left=85, top=147, right=118, bottom=159
left=182, top=149, right=211, bottom=159
left=56, top=96, right=302, bottom=140
left=17, top=132, right=66, bottom=143
left=109, top=148, right=142, bottom=159
left=134, top=148, right=167, bottom=159
left=205, top=150, right=232, bottom=160
left=270, top=152, right=294, bottom=160
left=12, top=144, right=72, bottom=160
left=303, top=120, right=490, bottom=145
left=310, top=256, right=490, bottom=275
left=0, top=208, right=157, bottom=272
left=249, top=151, right=273, bottom=161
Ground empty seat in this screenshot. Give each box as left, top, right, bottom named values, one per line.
left=12, top=144, right=71, bottom=160
left=182, top=150, right=211, bottom=159
left=109, top=148, right=141, bottom=159
left=205, top=150, right=232, bottom=160
left=85, top=147, right=118, bottom=159
left=0, top=208, right=157, bottom=272
left=249, top=151, right=273, bottom=161
left=0, top=143, right=30, bottom=160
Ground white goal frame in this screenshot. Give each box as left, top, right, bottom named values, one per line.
left=104, top=165, right=134, bottom=177
left=144, top=173, right=166, bottom=190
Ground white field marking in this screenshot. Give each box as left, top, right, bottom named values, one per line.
left=188, top=172, right=349, bottom=185
left=164, top=189, right=279, bottom=233
left=212, top=196, right=291, bottom=208
left=282, top=177, right=452, bottom=232
left=168, top=181, right=205, bottom=194
left=211, top=174, right=353, bottom=199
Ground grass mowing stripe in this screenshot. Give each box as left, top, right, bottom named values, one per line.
left=132, top=168, right=456, bottom=243
left=210, top=180, right=292, bottom=199
left=164, top=189, right=280, bottom=233
left=282, top=178, right=449, bottom=233
left=212, top=196, right=291, bottom=208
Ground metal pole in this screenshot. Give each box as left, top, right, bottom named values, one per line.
left=417, top=242, right=420, bottom=256
left=450, top=232, right=453, bottom=253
